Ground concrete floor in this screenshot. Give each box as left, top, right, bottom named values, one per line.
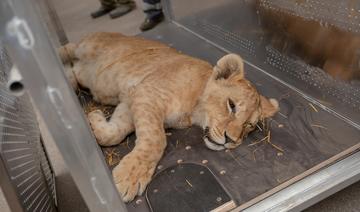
left=1, top=0, right=360, bottom=211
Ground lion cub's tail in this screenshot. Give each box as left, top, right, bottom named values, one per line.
left=58, top=43, right=77, bottom=65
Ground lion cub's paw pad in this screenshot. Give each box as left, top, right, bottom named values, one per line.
left=112, top=154, right=156, bottom=202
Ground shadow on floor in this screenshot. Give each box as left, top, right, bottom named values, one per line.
left=55, top=172, right=89, bottom=212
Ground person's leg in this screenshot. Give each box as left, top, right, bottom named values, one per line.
left=109, top=0, right=136, bottom=19
left=91, top=0, right=117, bottom=19
left=140, top=0, right=164, bottom=31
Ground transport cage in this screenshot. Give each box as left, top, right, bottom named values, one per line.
left=1, top=0, right=360, bottom=211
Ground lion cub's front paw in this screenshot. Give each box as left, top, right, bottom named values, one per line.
left=112, top=152, right=156, bottom=202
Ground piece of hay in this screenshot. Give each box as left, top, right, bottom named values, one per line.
left=308, top=103, right=318, bottom=112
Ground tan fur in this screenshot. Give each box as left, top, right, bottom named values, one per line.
left=59, top=32, right=279, bottom=202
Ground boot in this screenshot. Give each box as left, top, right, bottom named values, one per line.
left=140, top=14, right=164, bottom=31
left=109, top=4, right=135, bottom=19
left=91, top=6, right=115, bottom=19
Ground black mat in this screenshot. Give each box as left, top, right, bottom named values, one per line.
left=146, top=163, right=233, bottom=212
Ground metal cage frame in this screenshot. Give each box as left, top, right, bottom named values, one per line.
left=0, top=0, right=359, bottom=211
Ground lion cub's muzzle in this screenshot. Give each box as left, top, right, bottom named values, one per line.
left=203, top=127, right=241, bottom=151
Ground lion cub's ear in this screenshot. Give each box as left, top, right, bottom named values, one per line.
left=260, top=96, right=279, bottom=118
left=213, top=54, right=244, bottom=81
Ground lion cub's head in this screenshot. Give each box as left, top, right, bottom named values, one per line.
left=200, top=54, right=279, bottom=151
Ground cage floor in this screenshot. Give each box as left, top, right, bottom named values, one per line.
left=77, top=23, right=360, bottom=211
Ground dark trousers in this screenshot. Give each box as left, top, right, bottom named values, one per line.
left=143, top=0, right=163, bottom=20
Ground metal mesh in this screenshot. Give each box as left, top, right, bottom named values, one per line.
left=0, top=43, right=56, bottom=212
left=259, top=0, right=360, bottom=33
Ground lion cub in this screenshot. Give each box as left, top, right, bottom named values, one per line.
left=59, top=32, right=279, bottom=202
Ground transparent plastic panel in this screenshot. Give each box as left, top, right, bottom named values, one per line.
left=169, top=0, right=360, bottom=124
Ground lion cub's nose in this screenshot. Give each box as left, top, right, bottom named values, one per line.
left=224, top=132, right=236, bottom=144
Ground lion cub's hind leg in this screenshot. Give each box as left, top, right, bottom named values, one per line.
left=88, top=103, right=134, bottom=146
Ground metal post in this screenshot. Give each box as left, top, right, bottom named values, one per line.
left=0, top=0, right=127, bottom=211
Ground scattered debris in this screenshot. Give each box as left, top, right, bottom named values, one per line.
left=256, top=124, right=263, bottom=131
left=220, top=170, right=226, bottom=175
left=177, top=159, right=183, bottom=164
left=135, top=199, right=142, bottom=204
left=202, top=160, right=208, bottom=164
left=278, top=112, right=288, bottom=119
left=277, top=152, right=283, bottom=156
left=252, top=147, right=260, bottom=161
left=170, top=169, right=175, bottom=173
left=185, top=179, right=193, bottom=187
left=248, top=135, right=269, bottom=147
left=165, top=132, right=172, bottom=136
left=311, top=124, right=327, bottom=130
left=278, top=124, right=284, bottom=128
left=157, top=165, right=163, bottom=170
left=225, top=149, right=230, bottom=153
left=200, top=171, right=204, bottom=175
left=105, top=149, right=119, bottom=166
left=185, top=145, right=191, bottom=150
left=267, top=131, right=284, bottom=152
left=153, top=189, right=158, bottom=193
left=249, top=130, right=284, bottom=161
left=308, top=103, right=318, bottom=112
left=216, top=197, right=222, bottom=202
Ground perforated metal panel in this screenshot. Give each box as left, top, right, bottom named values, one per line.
left=170, top=0, right=360, bottom=123
left=259, top=0, right=360, bottom=33
left=0, top=43, right=57, bottom=212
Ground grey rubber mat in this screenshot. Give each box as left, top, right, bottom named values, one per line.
left=146, top=163, right=233, bottom=212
